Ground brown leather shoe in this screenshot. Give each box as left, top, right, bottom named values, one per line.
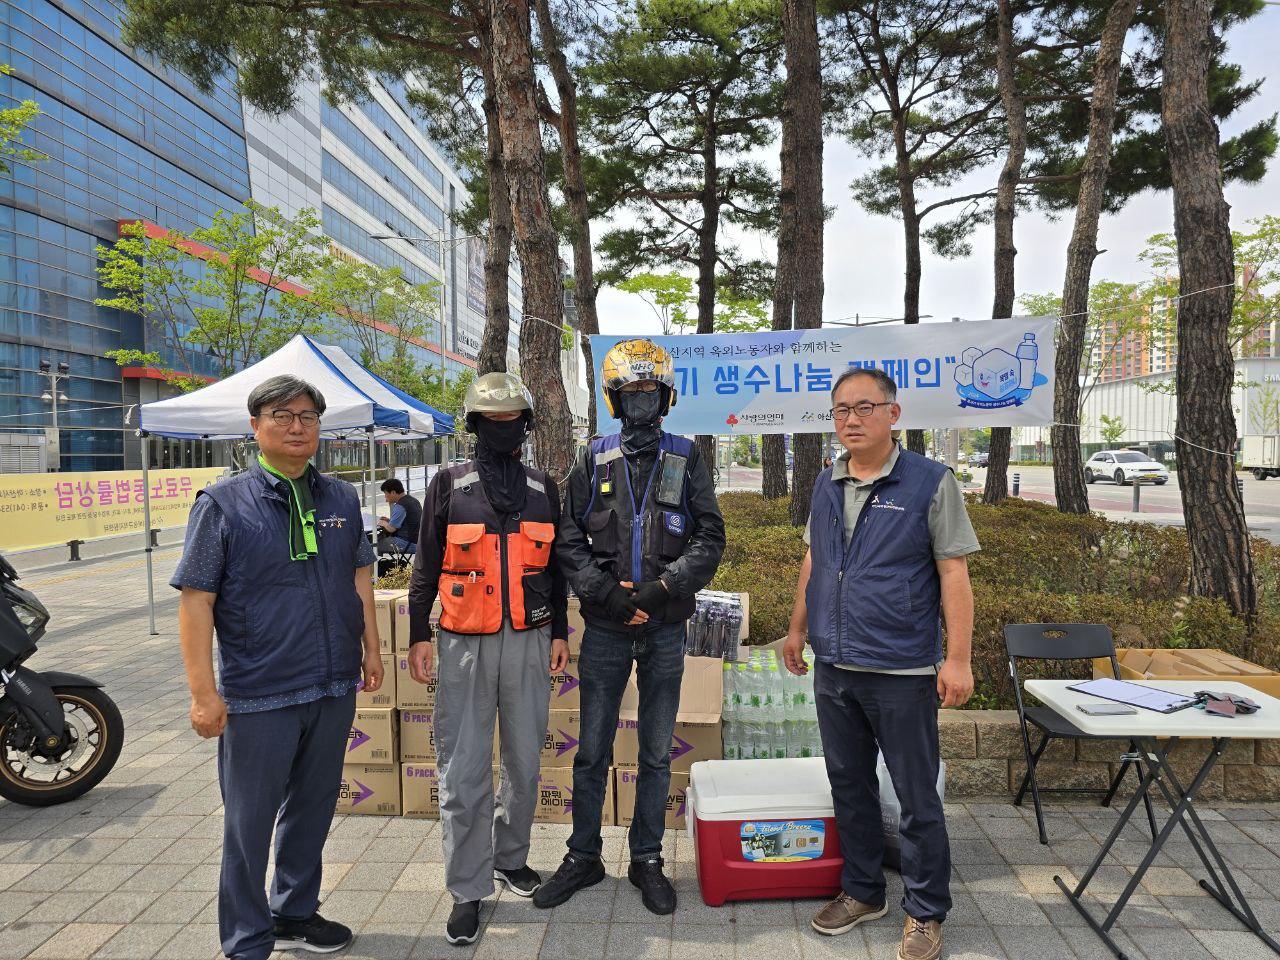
left=810, top=892, right=888, bottom=936
left=897, top=916, right=942, bottom=960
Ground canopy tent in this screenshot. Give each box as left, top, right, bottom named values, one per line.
left=136, top=335, right=455, bottom=632
left=139, top=334, right=454, bottom=439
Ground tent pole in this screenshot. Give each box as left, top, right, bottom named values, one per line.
left=141, top=433, right=158, bottom=636
left=368, top=428, right=378, bottom=588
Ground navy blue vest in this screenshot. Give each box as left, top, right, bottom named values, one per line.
left=580, top=431, right=697, bottom=624
left=201, top=462, right=366, bottom=698
left=806, top=447, right=947, bottom=669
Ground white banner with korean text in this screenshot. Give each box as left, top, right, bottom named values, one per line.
left=590, top=317, right=1055, bottom=435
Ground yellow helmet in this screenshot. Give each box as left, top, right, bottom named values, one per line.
left=600, top=338, right=677, bottom=418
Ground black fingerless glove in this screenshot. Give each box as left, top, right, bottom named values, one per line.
left=603, top=583, right=639, bottom=622
left=632, top=580, right=668, bottom=616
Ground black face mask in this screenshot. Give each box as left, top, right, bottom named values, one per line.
left=473, top=415, right=528, bottom=514
left=619, top=389, right=664, bottom=426
left=474, top=416, right=528, bottom=458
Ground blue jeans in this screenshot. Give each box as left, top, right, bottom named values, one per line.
left=217, top=692, right=356, bottom=960
left=814, top=663, right=951, bottom=922
left=569, top=619, right=686, bottom=862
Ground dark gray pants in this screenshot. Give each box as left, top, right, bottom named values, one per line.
left=814, top=663, right=952, bottom=923
left=217, top=691, right=356, bottom=960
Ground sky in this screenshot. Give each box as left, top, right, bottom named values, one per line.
left=592, top=12, right=1279, bottom=339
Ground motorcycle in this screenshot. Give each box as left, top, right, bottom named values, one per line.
left=0, top=553, right=123, bottom=806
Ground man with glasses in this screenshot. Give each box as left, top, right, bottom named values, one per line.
left=172, top=375, right=383, bottom=960
left=535, top=338, right=725, bottom=916
left=783, top=367, right=979, bottom=960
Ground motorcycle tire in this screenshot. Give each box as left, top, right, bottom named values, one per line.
left=0, top=686, right=124, bottom=806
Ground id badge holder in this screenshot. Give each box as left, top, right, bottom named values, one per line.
left=655, top=452, right=687, bottom=508
left=600, top=461, right=614, bottom=497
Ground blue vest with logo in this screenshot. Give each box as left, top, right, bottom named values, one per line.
left=201, top=463, right=366, bottom=699
left=805, top=447, right=948, bottom=669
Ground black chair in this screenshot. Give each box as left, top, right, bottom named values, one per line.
left=1004, top=623, right=1158, bottom=845
left=376, top=537, right=415, bottom=578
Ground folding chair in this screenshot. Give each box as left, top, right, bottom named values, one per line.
left=376, top=537, right=415, bottom=578
left=1004, top=623, right=1158, bottom=845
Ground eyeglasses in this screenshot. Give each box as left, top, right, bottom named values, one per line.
left=619, top=381, right=660, bottom=393
left=830, top=401, right=893, bottom=421
left=267, top=409, right=321, bottom=427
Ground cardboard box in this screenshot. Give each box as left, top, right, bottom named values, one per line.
left=337, top=763, right=400, bottom=815
left=1097, top=647, right=1280, bottom=699
left=566, top=596, right=585, bottom=658
left=528, top=764, right=612, bottom=824
left=396, top=654, right=437, bottom=710
left=374, top=590, right=408, bottom=654
left=549, top=659, right=583, bottom=710
left=616, top=655, right=722, bottom=772
left=399, top=708, right=436, bottom=762
left=356, top=656, right=396, bottom=709
left=401, top=763, right=440, bottom=818
left=394, top=601, right=440, bottom=655
left=347, top=708, right=398, bottom=764
left=614, top=768, right=689, bottom=830
left=541, top=710, right=581, bottom=766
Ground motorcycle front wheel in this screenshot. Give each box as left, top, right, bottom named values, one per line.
left=0, top=686, right=124, bottom=806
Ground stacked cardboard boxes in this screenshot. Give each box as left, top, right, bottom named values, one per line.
left=1094, top=647, right=1280, bottom=698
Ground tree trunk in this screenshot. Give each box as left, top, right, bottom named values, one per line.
left=1052, top=0, right=1138, bottom=515
left=533, top=0, right=600, bottom=434
left=1164, top=0, right=1255, bottom=623
left=897, top=136, right=927, bottom=456
left=477, top=46, right=514, bottom=376
left=983, top=0, right=1026, bottom=506
left=763, top=69, right=797, bottom=501
left=694, top=106, right=721, bottom=470
left=489, top=0, right=573, bottom=480
left=785, top=0, right=825, bottom=527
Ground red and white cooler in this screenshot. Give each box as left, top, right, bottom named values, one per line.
left=686, top=758, right=843, bottom=907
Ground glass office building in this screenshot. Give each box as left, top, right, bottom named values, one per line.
left=0, top=0, right=251, bottom=470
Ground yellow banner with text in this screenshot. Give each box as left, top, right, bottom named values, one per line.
left=0, top=468, right=226, bottom=551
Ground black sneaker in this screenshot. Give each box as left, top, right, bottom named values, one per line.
left=531, top=852, right=606, bottom=909
left=494, top=864, right=542, bottom=897
left=628, top=857, right=676, bottom=915
left=272, top=912, right=353, bottom=953
left=445, top=900, right=480, bottom=946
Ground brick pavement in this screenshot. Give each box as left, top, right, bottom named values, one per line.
left=5, top=545, right=1280, bottom=959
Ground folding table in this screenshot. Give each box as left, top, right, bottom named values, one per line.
left=1025, top=679, right=1280, bottom=960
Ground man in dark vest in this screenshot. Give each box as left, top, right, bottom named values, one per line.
left=171, top=374, right=384, bottom=960
left=376, top=477, right=420, bottom=555
left=784, top=366, right=979, bottom=960
left=406, top=372, right=569, bottom=947
left=535, top=338, right=725, bottom=916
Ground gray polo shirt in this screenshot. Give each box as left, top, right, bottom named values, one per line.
left=804, top=444, right=981, bottom=675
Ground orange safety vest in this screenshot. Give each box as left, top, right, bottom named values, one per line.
left=437, top=462, right=557, bottom=635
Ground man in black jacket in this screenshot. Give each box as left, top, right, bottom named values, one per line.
left=534, top=338, right=725, bottom=916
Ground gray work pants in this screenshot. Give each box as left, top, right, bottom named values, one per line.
left=434, top=621, right=551, bottom=903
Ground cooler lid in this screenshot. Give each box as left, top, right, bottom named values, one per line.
left=689, top=758, right=834, bottom=817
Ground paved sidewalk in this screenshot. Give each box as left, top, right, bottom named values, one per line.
left=5, top=549, right=1280, bottom=959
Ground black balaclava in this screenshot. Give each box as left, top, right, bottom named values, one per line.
left=618, top=387, right=665, bottom=493
left=473, top=414, right=528, bottom=515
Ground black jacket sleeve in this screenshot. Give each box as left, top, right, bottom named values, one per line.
left=545, top=474, right=570, bottom=640
left=408, top=470, right=451, bottom=645
left=659, top=442, right=726, bottom=599
left=555, top=445, right=616, bottom=605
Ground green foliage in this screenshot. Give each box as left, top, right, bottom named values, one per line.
left=1098, top=414, right=1125, bottom=446
left=95, top=203, right=331, bottom=378
left=711, top=492, right=1280, bottom=709
left=0, top=66, right=43, bottom=173
left=613, top=271, right=770, bottom=334
left=103, top=349, right=206, bottom=393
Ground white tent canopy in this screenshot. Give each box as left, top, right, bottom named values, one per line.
left=138, top=334, right=454, bottom=439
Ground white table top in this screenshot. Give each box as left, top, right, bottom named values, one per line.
left=1025, top=679, right=1280, bottom=739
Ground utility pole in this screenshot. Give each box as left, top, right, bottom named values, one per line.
left=39, top=358, right=69, bottom=472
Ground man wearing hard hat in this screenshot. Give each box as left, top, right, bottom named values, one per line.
left=406, top=373, right=570, bottom=946
left=535, top=339, right=725, bottom=916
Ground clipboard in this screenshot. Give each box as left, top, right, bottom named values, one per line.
left=1068, top=677, right=1199, bottom=714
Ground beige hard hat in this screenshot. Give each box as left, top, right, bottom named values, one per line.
left=462, top=372, right=533, bottom=430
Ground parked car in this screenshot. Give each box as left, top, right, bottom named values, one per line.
left=970, top=452, right=989, bottom=468
left=1084, top=450, right=1169, bottom=486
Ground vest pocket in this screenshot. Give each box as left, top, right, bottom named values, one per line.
left=514, top=520, right=555, bottom=571
left=443, top=523, right=488, bottom=572
left=586, top=510, right=618, bottom=556
left=520, top=570, right=554, bottom=627
left=438, top=572, right=495, bottom=634
left=656, top=511, right=688, bottom=559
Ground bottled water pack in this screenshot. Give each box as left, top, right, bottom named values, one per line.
left=722, top=649, right=822, bottom=761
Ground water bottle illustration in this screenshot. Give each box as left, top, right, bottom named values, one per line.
left=1016, top=332, right=1038, bottom=390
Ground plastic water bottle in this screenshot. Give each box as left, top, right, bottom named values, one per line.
left=787, top=721, right=812, bottom=758
left=722, top=720, right=741, bottom=760
left=770, top=721, right=788, bottom=759
left=722, top=661, right=737, bottom=722
left=1016, top=332, right=1038, bottom=390
left=808, top=720, right=823, bottom=757
left=747, top=663, right=765, bottom=712
left=764, top=663, right=784, bottom=723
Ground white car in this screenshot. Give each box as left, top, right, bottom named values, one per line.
left=1084, top=450, right=1169, bottom=486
